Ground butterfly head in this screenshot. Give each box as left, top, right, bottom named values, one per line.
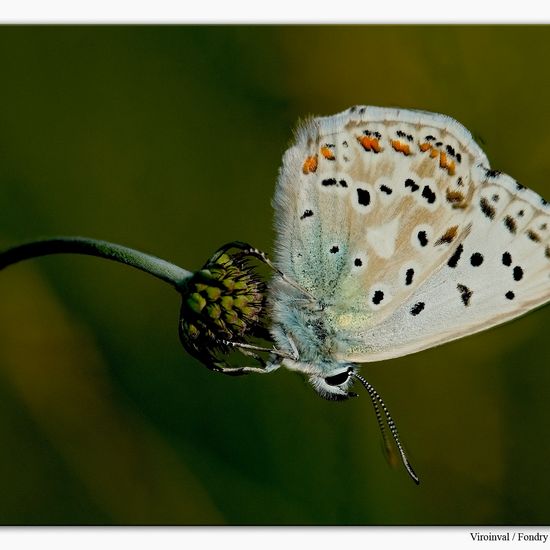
left=306, top=364, right=359, bottom=401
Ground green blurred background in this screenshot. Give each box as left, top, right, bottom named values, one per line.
left=0, top=25, right=549, bottom=525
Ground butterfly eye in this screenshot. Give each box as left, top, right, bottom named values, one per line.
left=324, top=370, right=350, bottom=386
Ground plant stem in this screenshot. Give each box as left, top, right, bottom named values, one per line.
left=0, top=237, right=193, bottom=290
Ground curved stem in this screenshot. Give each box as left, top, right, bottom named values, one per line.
left=0, top=237, right=193, bottom=290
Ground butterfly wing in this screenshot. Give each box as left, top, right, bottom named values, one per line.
left=272, top=106, right=550, bottom=362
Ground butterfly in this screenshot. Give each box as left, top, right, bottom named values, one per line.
left=180, top=106, right=550, bottom=484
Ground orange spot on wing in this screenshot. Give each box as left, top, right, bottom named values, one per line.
left=435, top=225, right=459, bottom=245
left=320, top=146, right=335, bottom=160
left=302, top=155, right=318, bottom=174
left=446, top=189, right=465, bottom=204
left=390, top=139, right=411, bottom=155
left=357, top=135, right=382, bottom=153
left=422, top=143, right=456, bottom=175
left=438, top=152, right=456, bottom=175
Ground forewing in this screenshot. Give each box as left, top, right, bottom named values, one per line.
left=272, top=106, right=550, bottom=362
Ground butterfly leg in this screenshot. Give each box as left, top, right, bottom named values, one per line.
left=213, top=241, right=316, bottom=302
left=220, top=340, right=268, bottom=368
left=219, top=339, right=292, bottom=361
left=211, top=352, right=282, bottom=377
left=287, top=335, right=300, bottom=361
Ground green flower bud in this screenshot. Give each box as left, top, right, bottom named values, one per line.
left=187, top=323, right=200, bottom=340
left=220, top=295, right=234, bottom=310
left=206, top=302, right=222, bottom=320
left=222, top=278, right=235, bottom=291
left=233, top=295, right=250, bottom=310
left=205, top=286, right=222, bottom=301
left=178, top=242, right=270, bottom=369
left=187, top=292, right=206, bottom=313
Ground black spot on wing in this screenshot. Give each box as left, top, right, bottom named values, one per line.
left=479, top=197, right=495, bottom=219
left=502, top=252, right=512, bottom=266
left=485, top=169, right=502, bottom=178
left=457, top=284, right=473, bottom=306
left=410, top=302, right=425, bottom=316
left=504, top=215, right=517, bottom=234
left=527, top=230, right=541, bottom=242
left=422, top=185, right=436, bottom=204
left=300, top=209, right=313, bottom=220
left=357, top=188, right=371, bottom=206
left=372, top=290, right=384, bottom=305
left=404, top=178, right=419, bottom=192
left=470, top=252, right=484, bottom=267
left=405, top=268, right=414, bottom=286
left=417, top=231, right=428, bottom=247
left=513, top=266, right=524, bottom=281
left=447, top=244, right=463, bottom=268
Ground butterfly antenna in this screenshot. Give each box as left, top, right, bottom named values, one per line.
left=361, top=379, right=394, bottom=464
left=352, top=372, right=420, bottom=485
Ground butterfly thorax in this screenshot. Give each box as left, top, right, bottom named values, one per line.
left=269, top=283, right=356, bottom=375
